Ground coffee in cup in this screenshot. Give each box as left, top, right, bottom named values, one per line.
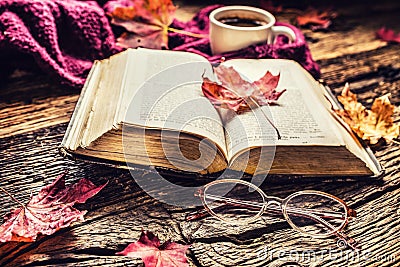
left=209, top=6, right=296, bottom=55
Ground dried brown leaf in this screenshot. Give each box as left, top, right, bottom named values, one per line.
left=335, top=83, right=399, bottom=144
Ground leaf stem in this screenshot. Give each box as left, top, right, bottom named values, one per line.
left=167, top=27, right=208, bottom=39
left=0, top=186, right=26, bottom=208
left=248, top=96, right=282, bottom=140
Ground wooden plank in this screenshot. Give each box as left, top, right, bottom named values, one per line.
left=0, top=95, right=78, bottom=138
left=319, top=46, right=400, bottom=89
left=0, top=120, right=399, bottom=266
left=1, top=1, right=400, bottom=266
left=0, top=70, right=80, bottom=138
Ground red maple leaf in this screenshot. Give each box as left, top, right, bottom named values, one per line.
left=296, top=7, right=337, bottom=31
left=109, top=0, right=176, bottom=49
left=376, top=27, right=400, bottom=44
left=259, top=0, right=283, bottom=13
left=116, top=230, right=190, bottom=267
left=202, top=65, right=286, bottom=112
left=0, top=172, right=107, bottom=242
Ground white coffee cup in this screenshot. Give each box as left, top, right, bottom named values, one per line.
left=209, top=6, right=296, bottom=55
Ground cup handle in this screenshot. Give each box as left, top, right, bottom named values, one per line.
left=270, top=26, right=296, bottom=44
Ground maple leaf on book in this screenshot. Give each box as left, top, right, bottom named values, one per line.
left=335, top=83, right=400, bottom=145
left=202, top=64, right=285, bottom=139
left=202, top=65, right=286, bottom=112
left=117, top=230, right=190, bottom=267
left=0, top=172, right=107, bottom=242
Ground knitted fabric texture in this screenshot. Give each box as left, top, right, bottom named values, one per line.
left=0, top=0, right=119, bottom=89
left=0, top=1, right=320, bottom=89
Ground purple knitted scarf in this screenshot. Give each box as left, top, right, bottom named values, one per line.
left=0, top=1, right=320, bottom=89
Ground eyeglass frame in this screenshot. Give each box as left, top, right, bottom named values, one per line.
left=186, top=179, right=359, bottom=250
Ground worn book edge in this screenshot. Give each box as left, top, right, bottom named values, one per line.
left=319, top=82, right=384, bottom=178
left=59, top=81, right=383, bottom=179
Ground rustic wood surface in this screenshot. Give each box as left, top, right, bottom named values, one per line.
left=1, top=1, right=400, bottom=266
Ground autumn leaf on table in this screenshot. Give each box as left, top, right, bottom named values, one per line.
left=109, top=0, right=176, bottom=49
left=259, top=0, right=283, bottom=13
left=0, top=172, right=107, bottom=242
left=117, top=230, right=190, bottom=267
left=296, top=7, right=337, bottom=31
left=202, top=65, right=286, bottom=112
left=376, top=27, right=400, bottom=44
left=335, top=83, right=400, bottom=145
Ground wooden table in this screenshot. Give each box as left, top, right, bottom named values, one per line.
left=1, top=1, right=400, bottom=266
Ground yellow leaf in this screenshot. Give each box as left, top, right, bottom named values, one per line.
left=335, top=83, right=399, bottom=144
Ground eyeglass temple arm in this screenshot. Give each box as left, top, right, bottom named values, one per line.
left=186, top=208, right=210, bottom=221
left=286, top=207, right=360, bottom=250
left=185, top=206, right=346, bottom=221
left=335, top=231, right=360, bottom=250
left=186, top=194, right=347, bottom=221
left=185, top=206, right=359, bottom=250
left=185, top=196, right=359, bottom=250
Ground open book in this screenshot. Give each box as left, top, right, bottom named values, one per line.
left=60, top=48, right=381, bottom=177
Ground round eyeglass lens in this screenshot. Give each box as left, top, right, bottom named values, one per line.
left=283, top=192, right=347, bottom=237
left=203, top=180, right=266, bottom=224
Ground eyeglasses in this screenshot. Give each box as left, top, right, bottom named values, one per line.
left=186, top=179, right=359, bottom=250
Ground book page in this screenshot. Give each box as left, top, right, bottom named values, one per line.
left=220, top=59, right=344, bottom=160
left=119, top=49, right=227, bottom=157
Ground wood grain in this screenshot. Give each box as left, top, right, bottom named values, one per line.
left=1, top=1, right=400, bottom=266
left=0, top=95, right=78, bottom=138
